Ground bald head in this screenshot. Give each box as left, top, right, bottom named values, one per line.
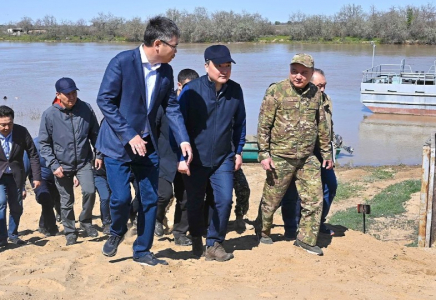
left=311, top=69, right=326, bottom=93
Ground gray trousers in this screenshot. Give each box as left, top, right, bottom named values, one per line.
left=55, top=162, right=96, bottom=237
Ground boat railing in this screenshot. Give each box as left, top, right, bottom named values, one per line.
left=362, top=63, right=413, bottom=83
left=362, top=62, right=436, bottom=86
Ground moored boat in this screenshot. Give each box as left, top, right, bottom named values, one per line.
left=360, top=59, right=436, bottom=116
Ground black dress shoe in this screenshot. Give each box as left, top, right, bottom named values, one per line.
left=38, top=227, right=52, bottom=237
left=8, top=237, right=26, bottom=245
left=154, top=221, right=164, bottom=237
left=191, top=236, right=204, bottom=257
left=174, top=235, right=192, bottom=246
left=0, top=239, right=8, bottom=247
left=133, top=253, right=168, bottom=266
left=66, top=235, right=77, bottom=246
left=80, top=224, right=98, bottom=237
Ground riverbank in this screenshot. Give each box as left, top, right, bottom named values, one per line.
left=1, top=164, right=435, bottom=299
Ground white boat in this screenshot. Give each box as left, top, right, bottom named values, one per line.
left=360, top=59, right=436, bottom=116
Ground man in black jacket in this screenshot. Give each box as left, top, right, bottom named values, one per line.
left=0, top=105, right=41, bottom=247
left=178, top=45, right=246, bottom=261
left=39, top=77, right=102, bottom=246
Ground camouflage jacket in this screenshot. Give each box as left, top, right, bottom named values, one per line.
left=257, top=79, right=332, bottom=161
left=322, top=93, right=334, bottom=142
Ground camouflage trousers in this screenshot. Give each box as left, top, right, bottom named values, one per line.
left=260, top=155, right=323, bottom=246
left=234, top=168, right=250, bottom=217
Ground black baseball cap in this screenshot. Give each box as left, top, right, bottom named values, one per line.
left=204, top=45, right=236, bottom=65
left=55, top=77, right=79, bottom=94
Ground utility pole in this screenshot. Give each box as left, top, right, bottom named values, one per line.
left=370, top=41, right=376, bottom=69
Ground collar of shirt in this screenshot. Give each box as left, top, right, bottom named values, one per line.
left=0, top=132, right=12, bottom=142
left=139, top=44, right=161, bottom=71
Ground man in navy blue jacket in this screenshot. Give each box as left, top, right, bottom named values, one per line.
left=178, top=45, right=246, bottom=262
left=96, top=16, right=191, bottom=267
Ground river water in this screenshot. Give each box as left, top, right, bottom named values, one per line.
left=1, top=42, right=435, bottom=166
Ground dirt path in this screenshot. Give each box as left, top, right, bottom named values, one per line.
left=1, top=165, right=435, bottom=300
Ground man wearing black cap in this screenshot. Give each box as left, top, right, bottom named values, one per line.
left=178, top=45, right=246, bottom=262
left=39, top=77, right=102, bottom=246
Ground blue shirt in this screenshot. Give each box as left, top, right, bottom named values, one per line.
left=0, top=132, right=12, bottom=173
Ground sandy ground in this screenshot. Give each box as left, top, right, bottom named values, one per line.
left=1, top=164, right=435, bottom=300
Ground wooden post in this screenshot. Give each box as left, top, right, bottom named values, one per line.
left=426, top=140, right=435, bottom=247
left=419, top=142, right=430, bottom=247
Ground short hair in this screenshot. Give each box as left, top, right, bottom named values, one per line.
left=143, top=16, right=180, bottom=47
left=178, top=69, right=199, bottom=84
left=313, top=68, right=325, bottom=76
left=0, top=105, right=14, bottom=119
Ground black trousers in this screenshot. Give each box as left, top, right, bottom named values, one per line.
left=34, top=180, right=59, bottom=232
left=156, top=173, right=189, bottom=238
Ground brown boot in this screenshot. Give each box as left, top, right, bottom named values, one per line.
left=205, top=242, right=234, bottom=262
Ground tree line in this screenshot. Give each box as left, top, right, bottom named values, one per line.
left=2, top=4, right=436, bottom=44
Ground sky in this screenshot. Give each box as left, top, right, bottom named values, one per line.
left=1, top=0, right=433, bottom=24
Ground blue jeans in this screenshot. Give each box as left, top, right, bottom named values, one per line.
left=0, top=174, right=23, bottom=241
left=104, top=149, right=159, bottom=258
left=183, top=153, right=234, bottom=247
left=94, top=175, right=111, bottom=225
left=282, top=167, right=337, bottom=233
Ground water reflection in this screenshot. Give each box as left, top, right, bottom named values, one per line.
left=347, top=114, right=436, bottom=166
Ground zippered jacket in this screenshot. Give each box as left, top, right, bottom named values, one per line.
left=178, top=75, right=246, bottom=167
left=39, top=98, right=100, bottom=173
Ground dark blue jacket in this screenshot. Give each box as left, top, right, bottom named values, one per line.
left=24, top=137, right=54, bottom=182
left=96, top=47, right=189, bottom=162
left=178, top=75, right=246, bottom=167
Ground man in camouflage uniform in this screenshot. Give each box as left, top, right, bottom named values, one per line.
left=257, top=53, right=333, bottom=256
left=233, top=168, right=250, bottom=232
left=281, top=68, right=338, bottom=238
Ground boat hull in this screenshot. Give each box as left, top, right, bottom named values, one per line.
left=361, top=83, right=436, bottom=116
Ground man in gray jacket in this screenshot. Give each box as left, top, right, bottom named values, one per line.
left=39, top=77, right=102, bottom=246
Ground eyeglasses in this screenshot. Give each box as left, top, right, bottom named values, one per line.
left=160, top=40, right=178, bottom=50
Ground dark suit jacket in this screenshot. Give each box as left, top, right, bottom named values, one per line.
left=156, top=106, right=178, bottom=182
left=96, top=47, right=189, bottom=162
left=0, top=124, right=41, bottom=188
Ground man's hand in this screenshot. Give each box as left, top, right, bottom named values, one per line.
left=129, top=135, right=147, bottom=156
left=235, top=154, right=242, bottom=171
left=33, top=180, right=41, bottom=189
left=73, top=176, right=80, bottom=187
left=322, top=159, right=333, bottom=170
left=261, top=157, right=275, bottom=171
left=53, top=166, right=64, bottom=178
left=22, top=190, right=27, bottom=200
left=177, top=161, right=191, bottom=176
left=180, top=143, right=193, bottom=165
left=95, top=158, right=103, bottom=170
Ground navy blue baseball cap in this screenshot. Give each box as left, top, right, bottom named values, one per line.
left=55, top=77, right=79, bottom=94
left=204, top=45, right=236, bottom=65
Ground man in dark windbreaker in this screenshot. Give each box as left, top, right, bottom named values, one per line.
left=178, top=45, right=246, bottom=262
left=39, top=77, right=102, bottom=246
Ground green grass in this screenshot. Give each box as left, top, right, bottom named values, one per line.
left=335, top=182, right=365, bottom=201
left=329, top=179, right=421, bottom=233
left=363, top=168, right=395, bottom=183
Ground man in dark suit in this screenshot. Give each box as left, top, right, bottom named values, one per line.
left=0, top=105, right=41, bottom=247
left=97, top=16, right=192, bottom=267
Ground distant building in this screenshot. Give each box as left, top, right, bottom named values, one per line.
left=7, top=28, right=24, bottom=36
left=28, top=29, right=47, bottom=34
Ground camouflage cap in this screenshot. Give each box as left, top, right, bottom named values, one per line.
left=290, top=53, right=314, bottom=68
